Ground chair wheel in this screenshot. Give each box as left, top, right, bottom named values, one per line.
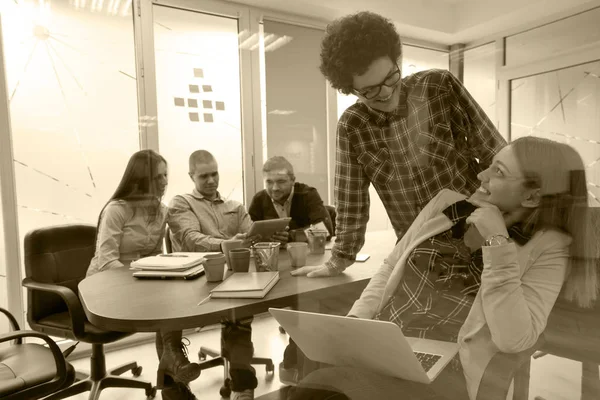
left=219, top=384, right=231, bottom=397
left=146, top=386, right=157, bottom=399
left=266, top=362, right=275, bottom=373
left=132, top=365, right=143, bottom=377
left=199, top=351, right=207, bottom=361
left=279, top=326, right=286, bottom=334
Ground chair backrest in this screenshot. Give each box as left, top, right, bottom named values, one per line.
left=543, top=296, right=600, bottom=362
left=24, top=224, right=96, bottom=324
left=164, top=225, right=173, bottom=254
left=542, top=206, right=600, bottom=362
left=325, top=205, right=336, bottom=236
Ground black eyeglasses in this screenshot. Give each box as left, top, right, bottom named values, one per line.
left=352, top=65, right=401, bottom=100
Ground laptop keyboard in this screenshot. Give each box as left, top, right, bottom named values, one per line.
left=414, top=352, right=442, bottom=372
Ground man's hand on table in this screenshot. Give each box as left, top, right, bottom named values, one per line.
left=290, top=264, right=341, bottom=278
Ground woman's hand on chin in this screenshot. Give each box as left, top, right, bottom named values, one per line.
left=465, top=198, right=510, bottom=240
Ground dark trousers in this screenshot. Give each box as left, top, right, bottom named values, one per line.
left=221, top=317, right=258, bottom=392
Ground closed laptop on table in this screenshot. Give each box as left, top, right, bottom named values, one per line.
left=132, top=264, right=205, bottom=280
left=130, top=252, right=216, bottom=270
left=130, top=252, right=219, bottom=279
left=269, top=308, right=459, bottom=384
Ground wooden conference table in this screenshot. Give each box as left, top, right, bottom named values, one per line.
left=78, top=231, right=397, bottom=333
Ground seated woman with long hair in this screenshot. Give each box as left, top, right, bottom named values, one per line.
left=86, top=150, right=200, bottom=400
left=290, top=136, right=598, bottom=400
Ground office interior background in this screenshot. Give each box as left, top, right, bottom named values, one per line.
left=0, top=0, right=599, bottom=389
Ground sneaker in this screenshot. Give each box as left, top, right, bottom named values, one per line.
left=231, top=389, right=254, bottom=400
left=279, top=362, right=299, bottom=386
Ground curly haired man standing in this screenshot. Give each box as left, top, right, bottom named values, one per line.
left=292, top=11, right=506, bottom=279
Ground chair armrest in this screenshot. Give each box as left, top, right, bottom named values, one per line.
left=476, top=336, right=544, bottom=400
left=22, top=278, right=86, bottom=338
left=0, top=330, right=70, bottom=387
left=0, top=307, right=22, bottom=344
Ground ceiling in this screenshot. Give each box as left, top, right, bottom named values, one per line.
left=227, top=0, right=600, bottom=45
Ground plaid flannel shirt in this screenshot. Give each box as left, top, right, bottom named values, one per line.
left=327, top=69, right=506, bottom=272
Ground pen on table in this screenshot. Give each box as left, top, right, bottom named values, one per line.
left=160, top=254, right=188, bottom=258
left=197, top=294, right=212, bottom=306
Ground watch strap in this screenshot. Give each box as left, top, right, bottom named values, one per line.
left=485, top=234, right=511, bottom=247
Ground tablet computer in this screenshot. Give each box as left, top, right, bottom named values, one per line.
left=247, top=218, right=291, bottom=239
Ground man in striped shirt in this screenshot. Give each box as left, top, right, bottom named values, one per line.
left=292, top=11, right=506, bottom=279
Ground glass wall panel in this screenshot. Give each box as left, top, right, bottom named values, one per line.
left=0, top=173, right=4, bottom=279
left=464, top=42, right=496, bottom=126
left=506, top=7, right=600, bottom=67
left=154, top=6, right=244, bottom=204
left=336, top=45, right=449, bottom=232
left=0, top=0, right=140, bottom=323
left=262, top=20, right=328, bottom=203
left=510, top=60, right=600, bottom=205
left=402, top=44, right=450, bottom=76
left=0, top=276, right=6, bottom=344
left=0, top=163, right=5, bottom=338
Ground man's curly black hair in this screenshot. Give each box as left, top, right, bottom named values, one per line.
left=319, top=11, right=402, bottom=95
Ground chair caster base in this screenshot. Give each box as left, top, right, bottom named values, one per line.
left=133, top=366, right=143, bottom=377
left=220, top=378, right=232, bottom=397
left=266, top=361, right=275, bottom=373
left=146, top=385, right=157, bottom=399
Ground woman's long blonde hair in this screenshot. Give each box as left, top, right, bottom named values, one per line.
left=512, top=136, right=598, bottom=308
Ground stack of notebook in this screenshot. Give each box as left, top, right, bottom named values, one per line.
left=130, top=252, right=219, bottom=279
left=210, top=271, right=280, bottom=299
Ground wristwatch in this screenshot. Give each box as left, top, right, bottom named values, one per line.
left=484, top=234, right=512, bottom=247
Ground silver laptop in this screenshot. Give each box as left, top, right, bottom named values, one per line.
left=132, top=264, right=205, bottom=280
left=269, top=308, right=459, bottom=384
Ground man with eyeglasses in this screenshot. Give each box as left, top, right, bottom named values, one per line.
left=292, top=11, right=506, bottom=279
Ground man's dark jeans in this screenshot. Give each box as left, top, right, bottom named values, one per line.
left=222, top=317, right=258, bottom=392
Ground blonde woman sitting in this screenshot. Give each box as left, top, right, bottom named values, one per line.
left=290, top=136, right=598, bottom=400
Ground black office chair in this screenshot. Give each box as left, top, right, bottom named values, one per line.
left=0, top=307, right=75, bottom=399
left=22, top=224, right=157, bottom=400
left=325, top=205, right=336, bottom=237
left=164, top=225, right=275, bottom=397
